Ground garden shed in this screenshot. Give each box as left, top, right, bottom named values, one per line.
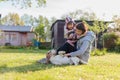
left=0, top=25, right=35, bottom=46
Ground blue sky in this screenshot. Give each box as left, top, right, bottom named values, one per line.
left=0, top=0, right=120, bottom=21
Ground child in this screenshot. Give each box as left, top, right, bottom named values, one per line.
left=64, top=17, right=76, bottom=38
left=57, top=31, right=78, bottom=54
left=57, top=17, right=78, bottom=54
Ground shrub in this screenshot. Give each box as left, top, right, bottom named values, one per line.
left=102, top=32, right=119, bottom=50
left=114, top=38, right=120, bottom=53
left=91, top=48, right=107, bottom=56
left=38, top=45, right=51, bottom=49
left=38, top=42, right=51, bottom=49
left=0, top=46, right=26, bottom=49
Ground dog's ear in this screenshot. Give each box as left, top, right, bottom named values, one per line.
left=47, top=50, right=51, bottom=54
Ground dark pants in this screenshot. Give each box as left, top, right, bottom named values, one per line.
left=57, top=42, right=77, bottom=55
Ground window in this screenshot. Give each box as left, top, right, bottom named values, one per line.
left=5, top=34, right=9, bottom=42
left=5, top=33, right=17, bottom=42
left=10, top=34, right=17, bottom=41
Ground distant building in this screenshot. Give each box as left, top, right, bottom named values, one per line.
left=0, top=25, right=35, bottom=46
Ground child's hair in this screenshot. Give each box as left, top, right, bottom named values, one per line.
left=65, top=17, right=72, bottom=23
left=76, top=22, right=88, bottom=34
left=65, top=17, right=76, bottom=30
left=67, top=21, right=73, bottom=25
left=67, top=31, right=77, bottom=40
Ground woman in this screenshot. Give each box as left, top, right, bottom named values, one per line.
left=64, top=22, right=96, bottom=64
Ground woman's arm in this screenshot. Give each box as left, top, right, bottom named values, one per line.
left=69, top=40, right=90, bottom=57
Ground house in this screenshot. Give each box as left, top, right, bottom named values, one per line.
left=0, top=25, right=35, bottom=46
left=51, top=20, right=112, bottom=49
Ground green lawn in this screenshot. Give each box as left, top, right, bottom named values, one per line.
left=0, top=49, right=120, bottom=80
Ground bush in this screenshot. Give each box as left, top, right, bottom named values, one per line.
left=114, top=45, right=120, bottom=52
left=102, top=32, right=119, bottom=51
left=38, top=45, right=51, bottom=49
left=114, top=38, right=120, bottom=52
left=38, top=42, right=51, bottom=49
left=91, top=48, right=107, bottom=56
left=0, top=46, right=25, bottom=49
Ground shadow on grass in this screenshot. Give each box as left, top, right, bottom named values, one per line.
left=0, top=62, right=68, bottom=73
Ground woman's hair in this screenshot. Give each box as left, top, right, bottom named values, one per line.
left=76, top=22, right=88, bottom=34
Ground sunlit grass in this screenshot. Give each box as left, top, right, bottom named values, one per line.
left=0, top=49, right=120, bottom=80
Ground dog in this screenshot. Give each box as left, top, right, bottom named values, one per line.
left=49, top=49, right=80, bottom=65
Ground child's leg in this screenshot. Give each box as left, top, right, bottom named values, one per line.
left=57, top=42, right=76, bottom=54
left=56, top=42, right=68, bottom=54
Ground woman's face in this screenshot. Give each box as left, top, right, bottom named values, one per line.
left=75, top=28, right=83, bottom=36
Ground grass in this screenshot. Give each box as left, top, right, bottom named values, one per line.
left=0, top=49, right=120, bottom=80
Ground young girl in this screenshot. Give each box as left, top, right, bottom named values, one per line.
left=64, top=17, right=76, bottom=38
left=56, top=17, right=78, bottom=54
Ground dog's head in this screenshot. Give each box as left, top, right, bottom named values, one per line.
left=48, top=49, right=56, bottom=56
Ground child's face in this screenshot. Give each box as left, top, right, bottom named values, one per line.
left=67, top=24, right=74, bottom=30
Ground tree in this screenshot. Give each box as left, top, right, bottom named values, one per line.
left=44, top=17, right=50, bottom=41
left=112, top=15, right=120, bottom=31
left=34, top=23, right=45, bottom=42
left=45, top=17, right=57, bottom=41
left=1, top=13, right=24, bottom=26
left=61, top=9, right=97, bottom=20
left=34, top=16, right=57, bottom=42
left=0, top=0, right=46, bottom=8
left=87, top=20, right=108, bottom=48
left=34, top=16, right=50, bottom=42
left=21, top=14, right=53, bottom=42
left=21, top=14, right=38, bottom=26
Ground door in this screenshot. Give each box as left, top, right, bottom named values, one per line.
left=20, top=33, right=27, bottom=46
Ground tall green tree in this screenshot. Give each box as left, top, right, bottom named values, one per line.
left=34, top=23, right=45, bottom=42
left=2, top=13, right=24, bottom=26
left=34, top=16, right=50, bottom=42
left=34, top=16, right=57, bottom=42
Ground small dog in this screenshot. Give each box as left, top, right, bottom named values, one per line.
left=48, top=49, right=80, bottom=65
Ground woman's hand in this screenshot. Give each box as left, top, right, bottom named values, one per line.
left=64, top=53, right=71, bottom=57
